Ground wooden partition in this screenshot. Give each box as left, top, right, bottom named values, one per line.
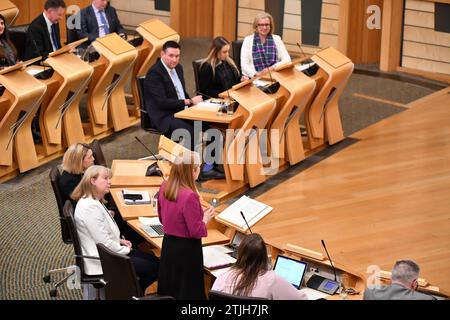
left=170, top=0, right=213, bottom=38
left=0, top=0, right=19, bottom=26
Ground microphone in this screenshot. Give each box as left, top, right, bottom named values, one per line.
left=259, top=49, right=280, bottom=94
left=321, top=239, right=337, bottom=282
left=240, top=211, right=253, bottom=233
left=134, top=136, right=165, bottom=179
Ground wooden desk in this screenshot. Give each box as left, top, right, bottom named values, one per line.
left=111, top=159, right=164, bottom=187
left=127, top=219, right=231, bottom=255
left=175, top=102, right=242, bottom=123
left=110, top=187, right=159, bottom=220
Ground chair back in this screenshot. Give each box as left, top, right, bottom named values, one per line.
left=8, top=24, right=29, bottom=61
left=208, top=290, right=268, bottom=300
left=192, top=59, right=202, bottom=94
left=231, top=40, right=243, bottom=72
left=96, top=243, right=142, bottom=300
left=136, top=76, right=162, bottom=136
left=49, top=166, right=72, bottom=244
left=89, top=139, right=107, bottom=167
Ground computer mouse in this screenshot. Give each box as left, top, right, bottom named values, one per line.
left=145, top=162, right=161, bottom=176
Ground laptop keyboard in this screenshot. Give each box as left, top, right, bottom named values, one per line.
left=141, top=224, right=164, bottom=237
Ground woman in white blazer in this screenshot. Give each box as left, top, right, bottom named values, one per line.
left=240, top=12, right=291, bottom=78
left=72, top=165, right=159, bottom=295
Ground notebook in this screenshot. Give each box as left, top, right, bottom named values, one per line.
left=273, top=255, right=308, bottom=289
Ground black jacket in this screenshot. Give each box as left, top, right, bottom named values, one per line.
left=143, top=59, right=190, bottom=134
left=59, top=171, right=82, bottom=208
left=198, top=61, right=241, bottom=98
left=78, top=4, right=125, bottom=44
left=24, top=13, right=61, bottom=61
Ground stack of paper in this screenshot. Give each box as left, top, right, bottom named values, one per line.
left=203, top=245, right=236, bottom=270
left=215, top=195, right=272, bottom=231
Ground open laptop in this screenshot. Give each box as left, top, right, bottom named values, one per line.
left=226, top=231, right=246, bottom=258
left=140, top=223, right=164, bottom=237
left=273, top=255, right=308, bottom=289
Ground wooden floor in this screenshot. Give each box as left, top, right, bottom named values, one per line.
left=253, top=87, right=450, bottom=292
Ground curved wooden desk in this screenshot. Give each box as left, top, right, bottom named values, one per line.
left=39, top=45, right=94, bottom=154
left=131, top=19, right=180, bottom=111
left=0, top=61, right=47, bottom=174
left=0, top=0, right=18, bottom=26
left=307, top=47, right=354, bottom=149
left=89, top=33, right=138, bottom=133
left=271, top=63, right=316, bottom=166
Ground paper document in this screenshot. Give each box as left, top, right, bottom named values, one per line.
left=295, top=62, right=316, bottom=72
left=26, top=69, right=44, bottom=76
left=253, top=79, right=271, bottom=87
left=138, top=217, right=161, bottom=225
left=203, top=245, right=236, bottom=270
left=298, top=287, right=329, bottom=300
left=215, top=195, right=272, bottom=231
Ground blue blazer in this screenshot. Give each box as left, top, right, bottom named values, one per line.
left=78, top=4, right=125, bottom=44
left=144, top=59, right=190, bottom=134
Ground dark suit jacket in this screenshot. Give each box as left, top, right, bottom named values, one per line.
left=59, top=171, right=82, bottom=208
left=24, top=13, right=61, bottom=61
left=144, top=59, right=190, bottom=134
left=78, top=4, right=125, bottom=44
left=364, top=284, right=436, bottom=300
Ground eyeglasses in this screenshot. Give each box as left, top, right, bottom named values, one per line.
left=257, top=24, right=270, bottom=28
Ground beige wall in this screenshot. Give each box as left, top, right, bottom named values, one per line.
left=237, top=0, right=340, bottom=55
left=402, top=0, right=450, bottom=75
left=111, top=0, right=170, bottom=30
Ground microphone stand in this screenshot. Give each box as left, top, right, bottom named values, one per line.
left=240, top=211, right=253, bottom=233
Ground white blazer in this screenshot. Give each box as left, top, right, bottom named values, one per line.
left=240, top=33, right=291, bottom=78
left=74, top=196, right=130, bottom=275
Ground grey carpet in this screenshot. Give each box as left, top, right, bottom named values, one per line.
left=0, top=38, right=438, bottom=299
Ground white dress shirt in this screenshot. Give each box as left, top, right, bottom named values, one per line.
left=92, top=4, right=110, bottom=38
left=42, top=12, right=58, bottom=51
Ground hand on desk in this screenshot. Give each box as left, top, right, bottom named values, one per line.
left=191, top=95, right=203, bottom=105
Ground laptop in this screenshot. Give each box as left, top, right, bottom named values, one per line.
left=273, top=255, right=308, bottom=289
left=226, top=231, right=246, bottom=258
left=141, top=223, right=164, bottom=237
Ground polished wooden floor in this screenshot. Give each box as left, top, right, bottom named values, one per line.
left=253, top=87, right=450, bottom=292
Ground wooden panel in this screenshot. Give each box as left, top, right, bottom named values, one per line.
left=237, top=22, right=253, bottom=38
left=285, top=0, right=300, bottom=14
left=405, top=9, right=435, bottom=28
left=238, top=7, right=263, bottom=24
left=9, top=0, right=28, bottom=25
left=380, top=0, right=404, bottom=71
left=404, top=25, right=450, bottom=46
left=402, top=56, right=450, bottom=74
left=405, top=0, right=435, bottom=12
left=283, top=13, right=301, bottom=30
left=171, top=0, right=213, bottom=38
left=322, top=2, right=340, bottom=19
left=403, top=41, right=450, bottom=63
left=213, top=0, right=237, bottom=41
left=112, top=0, right=171, bottom=29
left=239, top=0, right=265, bottom=10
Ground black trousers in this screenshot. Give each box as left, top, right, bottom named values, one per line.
left=129, top=249, right=159, bottom=293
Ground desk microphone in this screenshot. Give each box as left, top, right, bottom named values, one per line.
left=259, top=50, right=280, bottom=94
left=134, top=136, right=165, bottom=179
left=240, top=211, right=253, bottom=233
left=321, top=239, right=337, bottom=282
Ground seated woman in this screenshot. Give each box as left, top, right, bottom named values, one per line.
left=212, top=233, right=308, bottom=300
left=60, top=143, right=144, bottom=247
left=72, top=165, right=159, bottom=298
left=157, top=150, right=216, bottom=300
left=240, top=12, right=291, bottom=78
left=198, top=36, right=248, bottom=99
left=0, top=14, right=18, bottom=69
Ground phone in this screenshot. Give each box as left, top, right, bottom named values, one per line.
left=123, top=194, right=143, bottom=201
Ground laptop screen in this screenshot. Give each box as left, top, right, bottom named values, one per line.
left=230, top=231, right=245, bottom=248
left=273, top=255, right=308, bottom=289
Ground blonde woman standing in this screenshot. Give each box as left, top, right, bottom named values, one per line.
left=157, top=151, right=216, bottom=300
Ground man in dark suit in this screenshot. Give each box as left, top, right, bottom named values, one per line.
left=24, top=0, right=66, bottom=61
left=144, top=41, right=224, bottom=180
left=78, top=0, right=125, bottom=44
left=144, top=40, right=203, bottom=151
left=364, top=260, right=437, bottom=300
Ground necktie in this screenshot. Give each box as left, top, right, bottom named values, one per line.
left=99, top=10, right=110, bottom=35
left=51, top=24, right=60, bottom=50
left=170, top=69, right=186, bottom=100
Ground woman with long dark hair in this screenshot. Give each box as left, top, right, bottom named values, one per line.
left=0, top=14, right=18, bottom=69
left=198, top=36, right=247, bottom=99
left=212, top=233, right=308, bottom=299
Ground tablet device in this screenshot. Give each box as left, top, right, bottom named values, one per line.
left=273, top=255, right=308, bottom=289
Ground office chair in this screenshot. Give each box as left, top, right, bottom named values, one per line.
left=89, top=139, right=107, bottom=167
left=208, top=290, right=268, bottom=300
left=62, top=201, right=105, bottom=299
left=231, top=40, right=243, bottom=72
left=96, top=243, right=174, bottom=300
left=136, top=75, right=163, bottom=136
left=8, top=24, right=29, bottom=61
left=49, top=166, right=72, bottom=244
left=191, top=59, right=202, bottom=95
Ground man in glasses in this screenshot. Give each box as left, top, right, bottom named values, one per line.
left=364, top=260, right=436, bottom=300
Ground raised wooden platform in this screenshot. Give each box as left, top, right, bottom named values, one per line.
left=252, top=87, right=450, bottom=293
